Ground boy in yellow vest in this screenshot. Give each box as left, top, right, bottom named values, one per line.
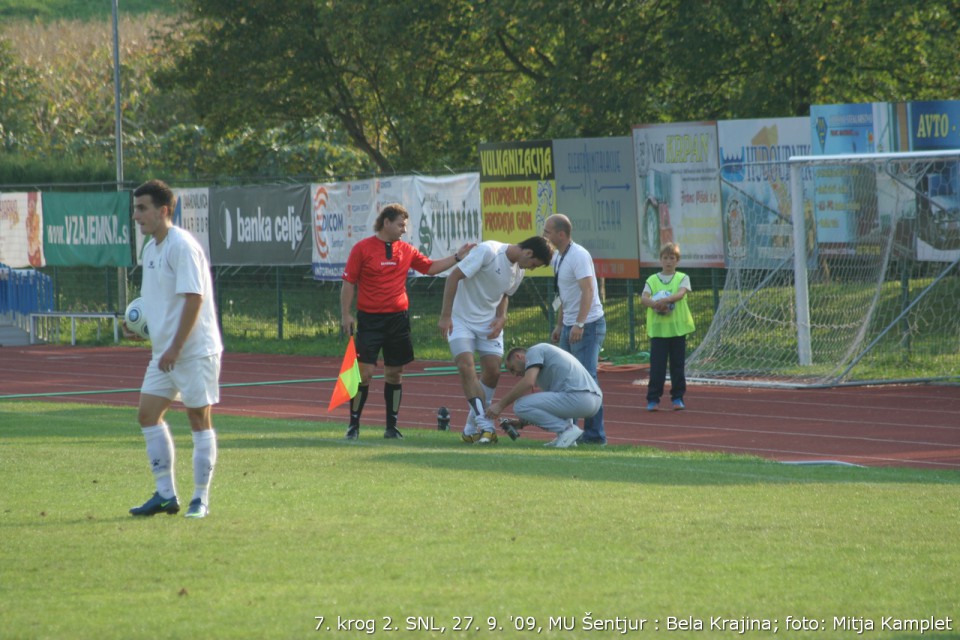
left=641, top=243, right=696, bottom=411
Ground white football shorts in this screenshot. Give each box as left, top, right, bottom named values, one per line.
left=447, top=321, right=504, bottom=359
left=141, top=353, right=222, bottom=408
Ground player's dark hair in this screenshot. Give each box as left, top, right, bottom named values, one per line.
left=374, top=203, right=409, bottom=231
left=506, top=347, right=527, bottom=362
left=133, top=179, right=175, bottom=211
left=518, top=235, right=554, bottom=264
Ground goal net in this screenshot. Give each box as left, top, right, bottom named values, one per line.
left=688, top=150, right=960, bottom=387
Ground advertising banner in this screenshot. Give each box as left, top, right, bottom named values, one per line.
left=809, top=103, right=898, bottom=255
left=174, top=188, right=212, bottom=262
left=372, top=175, right=416, bottom=224
left=311, top=181, right=352, bottom=281
left=42, top=192, right=132, bottom=267
left=904, top=100, right=960, bottom=261
left=208, top=185, right=311, bottom=266
left=311, top=174, right=479, bottom=281
left=310, top=177, right=413, bottom=281
left=717, top=117, right=812, bottom=268
left=411, top=173, right=482, bottom=262
left=134, top=187, right=211, bottom=264
left=553, top=137, right=640, bottom=279
left=479, top=140, right=555, bottom=277
left=0, top=192, right=44, bottom=268
left=632, top=122, right=723, bottom=267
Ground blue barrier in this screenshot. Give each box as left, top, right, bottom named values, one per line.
left=0, top=263, right=54, bottom=316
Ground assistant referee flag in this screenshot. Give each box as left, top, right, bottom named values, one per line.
left=327, top=336, right=360, bottom=411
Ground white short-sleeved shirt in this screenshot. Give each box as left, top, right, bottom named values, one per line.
left=141, top=226, right=223, bottom=360
left=452, top=241, right=523, bottom=330
left=553, top=242, right=604, bottom=326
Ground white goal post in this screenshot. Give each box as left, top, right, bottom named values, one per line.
left=688, top=150, right=960, bottom=387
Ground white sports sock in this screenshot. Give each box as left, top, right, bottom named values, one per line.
left=191, top=429, right=217, bottom=504
left=481, top=382, right=495, bottom=405
left=142, top=423, right=175, bottom=499
left=464, top=384, right=496, bottom=436
left=463, top=411, right=477, bottom=435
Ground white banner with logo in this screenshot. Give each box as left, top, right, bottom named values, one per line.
left=311, top=173, right=480, bottom=281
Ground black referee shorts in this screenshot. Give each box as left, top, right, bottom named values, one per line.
left=356, top=310, right=415, bottom=367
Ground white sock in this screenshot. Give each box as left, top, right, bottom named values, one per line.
left=464, top=384, right=496, bottom=435
left=142, top=423, right=175, bottom=499
left=478, top=382, right=499, bottom=432
left=481, top=382, right=495, bottom=406
left=191, top=429, right=217, bottom=505
left=463, top=411, right=477, bottom=435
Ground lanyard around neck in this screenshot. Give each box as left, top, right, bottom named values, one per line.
left=553, top=242, right=573, bottom=289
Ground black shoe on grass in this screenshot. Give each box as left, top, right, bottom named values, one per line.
left=130, top=492, right=180, bottom=516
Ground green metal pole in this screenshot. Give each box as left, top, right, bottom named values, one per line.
left=276, top=267, right=284, bottom=340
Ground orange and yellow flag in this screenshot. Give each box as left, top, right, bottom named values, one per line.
left=327, top=336, right=361, bottom=412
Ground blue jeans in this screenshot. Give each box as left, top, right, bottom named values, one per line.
left=560, top=316, right=606, bottom=442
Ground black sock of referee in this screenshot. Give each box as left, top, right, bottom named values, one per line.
left=349, top=384, right=369, bottom=428
left=384, top=382, right=402, bottom=430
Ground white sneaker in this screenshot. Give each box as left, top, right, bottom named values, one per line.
left=553, top=425, right=583, bottom=449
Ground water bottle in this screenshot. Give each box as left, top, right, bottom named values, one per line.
left=437, top=406, right=450, bottom=431
left=499, top=418, right=520, bottom=441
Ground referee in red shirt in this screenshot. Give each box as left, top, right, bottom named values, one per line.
left=340, top=203, right=475, bottom=439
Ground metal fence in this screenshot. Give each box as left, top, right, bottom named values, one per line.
left=38, top=265, right=724, bottom=360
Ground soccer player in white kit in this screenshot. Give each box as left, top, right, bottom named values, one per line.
left=438, top=236, right=553, bottom=443
left=126, top=180, right=223, bottom=519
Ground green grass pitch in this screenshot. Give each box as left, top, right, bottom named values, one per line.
left=1, top=401, right=957, bottom=639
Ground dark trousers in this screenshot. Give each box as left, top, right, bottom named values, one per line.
left=647, top=335, right=687, bottom=402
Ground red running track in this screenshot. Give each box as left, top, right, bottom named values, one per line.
left=2, top=345, right=958, bottom=470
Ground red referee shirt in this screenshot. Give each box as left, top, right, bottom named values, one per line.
left=342, top=235, right=433, bottom=313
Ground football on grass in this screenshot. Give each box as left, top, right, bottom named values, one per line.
left=124, top=297, right=149, bottom=339
left=651, top=290, right=674, bottom=314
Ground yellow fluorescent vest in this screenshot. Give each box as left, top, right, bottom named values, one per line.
left=645, top=271, right=696, bottom=338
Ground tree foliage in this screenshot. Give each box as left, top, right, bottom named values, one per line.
left=164, top=0, right=523, bottom=173
left=4, top=0, right=960, bottom=184
left=167, top=0, right=960, bottom=173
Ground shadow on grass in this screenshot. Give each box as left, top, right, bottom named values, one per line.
left=218, top=427, right=960, bottom=487
left=5, top=404, right=959, bottom=487
left=366, top=448, right=960, bottom=487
